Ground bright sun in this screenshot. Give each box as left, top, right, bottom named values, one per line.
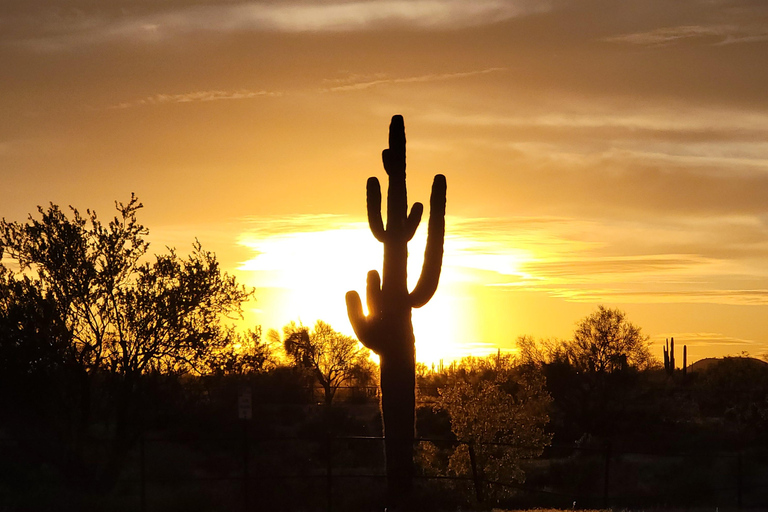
left=234, top=216, right=532, bottom=365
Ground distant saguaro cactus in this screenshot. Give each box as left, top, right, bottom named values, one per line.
left=670, top=337, right=675, bottom=371
left=663, top=337, right=676, bottom=377
left=346, top=115, right=446, bottom=506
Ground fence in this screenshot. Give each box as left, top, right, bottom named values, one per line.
left=6, top=420, right=768, bottom=511
left=106, top=432, right=768, bottom=511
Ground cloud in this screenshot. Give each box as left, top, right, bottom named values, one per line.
left=540, top=288, right=768, bottom=306
left=238, top=214, right=357, bottom=237
left=443, top=214, right=768, bottom=306
left=322, top=67, right=507, bottom=92
left=229, top=212, right=768, bottom=310
left=5, top=0, right=552, bottom=49
left=110, top=68, right=507, bottom=108
left=524, top=255, right=712, bottom=280
left=425, top=105, right=768, bottom=141
left=422, top=101, right=768, bottom=223
left=655, top=332, right=759, bottom=347
left=111, top=89, right=282, bottom=109
left=603, top=24, right=768, bottom=47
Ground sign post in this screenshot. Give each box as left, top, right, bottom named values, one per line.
left=238, top=386, right=252, bottom=420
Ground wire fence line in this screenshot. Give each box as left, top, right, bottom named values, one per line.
left=6, top=409, right=768, bottom=512
left=13, top=430, right=768, bottom=512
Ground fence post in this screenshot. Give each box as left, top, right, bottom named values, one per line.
left=737, top=451, right=743, bottom=510
left=242, top=420, right=249, bottom=512
left=467, top=442, right=483, bottom=503
left=326, top=432, right=334, bottom=512
left=140, top=430, right=147, bottom=512
left=603, top=441, right=611, bottom=509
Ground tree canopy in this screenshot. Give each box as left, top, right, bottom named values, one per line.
left=277, top=320, right=374, bottom=405
left=0, top=195, right=253, bottom=380
left=571, top=305, right=653, bottom=373
left=0, top=195, right=257, bottom=485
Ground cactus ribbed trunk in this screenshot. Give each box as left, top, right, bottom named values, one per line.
left=670, top=337, right=675, bottom=371
left=346, top=115, right=446, bottom=508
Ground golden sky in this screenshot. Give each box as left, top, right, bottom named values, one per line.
left=2, top=0, right=768, bottom=364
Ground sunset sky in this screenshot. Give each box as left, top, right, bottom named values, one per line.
left=2, top=0, right=768, bottom=364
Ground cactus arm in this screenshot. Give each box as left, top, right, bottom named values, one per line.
left=367, top=177, right=386, bottom=243
left=366, top=269, right=383, bottom=317
left=346, top=290, right=369, bottom=339
left=409, top=174, right=447, bottom=308
left=404, top=203, right=423, bottom=241
left=345, top=270, right=387, bottom=355
left=346, top=289, right=385, bottom=354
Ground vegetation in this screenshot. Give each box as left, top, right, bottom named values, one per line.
left=272, top=319, right=375, bottom=405
left=4, top=196, right=768, bottom=510
left=420, top=353, right=552, bottom=503
left=571, top=305, right=654, bottom=373
left=0, top=196, right=255, bottom=487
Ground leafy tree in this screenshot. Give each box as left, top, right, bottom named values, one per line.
left=0, top=264, right=70, bottom=379
left=516, top=335, right=586, bottom=441
left=279, top=320, right=374, bottom=405
left=422, top=354, right=552, bottom=501
left=571, top=305, right=653, bottom=373
left=517, top=334, right=573, bottom=368
left=517, top=308, right=656, bottom=441
left=200, top=327, right=277, bottom=376
left=118, top=241, right=252, bottom=377
left=0, top=195, right=252, bottom=484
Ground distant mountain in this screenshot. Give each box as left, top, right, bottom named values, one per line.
left=688, top=356, right=768, bottom=373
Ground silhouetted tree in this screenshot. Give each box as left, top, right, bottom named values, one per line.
left=0, top=195, right=252, bottom=485
left=345, top=115, right=446, bottom=506
left=279, top=320, right=374, bottom=405
left=517, top=334, right=574, bottom=368
left=571, top=305, right=653, bottom=374
left=0, top=264, right=70, bottom=380
left=517, top=317, right=659, bottom=443
left=202, top=327, right=277, bottom=376
left=516, top=335, right=587, bottom=441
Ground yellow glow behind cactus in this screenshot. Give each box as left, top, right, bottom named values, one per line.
left=235, top=218, right=531, bottom=364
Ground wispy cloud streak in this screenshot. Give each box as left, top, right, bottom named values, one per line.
left=425, top=107, right=768, bottom=136
left=322, top=67, right=507, bottom=91
left=111, top=68, right=507, bottom=108
left=111, top=89, right=282, bottom=109
left=539, top=288, right=768, bottom=306
left=660, top=332, right=760, bottom=347
left=603, top=24, right=768, bottom=46
left=6, top=0, right=552, bottom=50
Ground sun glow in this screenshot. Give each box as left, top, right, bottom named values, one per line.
left=234, top=215, right=529, bottom=364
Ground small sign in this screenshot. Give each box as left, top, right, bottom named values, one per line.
left=238, top=386, right=252, bottom=420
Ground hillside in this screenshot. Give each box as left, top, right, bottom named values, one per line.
left=688, top=356, right=768, bottom=373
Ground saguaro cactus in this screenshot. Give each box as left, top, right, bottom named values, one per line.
left=345, top=115, right=446, bottom=505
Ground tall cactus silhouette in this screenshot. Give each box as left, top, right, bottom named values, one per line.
left=346, top=115, right=446, bottom=505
